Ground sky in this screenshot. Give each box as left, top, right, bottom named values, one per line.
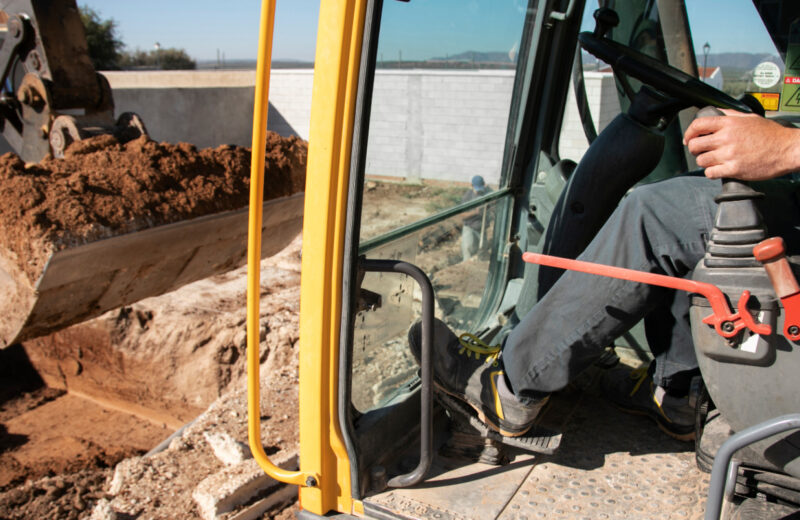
left=77, top=1, right=320, bottom=62
left=580, top=1, right=779, bottom=58
left=78, top=1, right=779, bottom=64
left=375, top=1, right=527, bottom=62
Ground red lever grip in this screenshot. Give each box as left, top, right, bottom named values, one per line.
left=753, top=237, right=800, bottom=299
left=754, top=237, right=800, bottom=341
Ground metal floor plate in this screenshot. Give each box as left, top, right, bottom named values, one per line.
left=498, top=388, right=709, bottom=520
left=366, top=373, right=710, bottom=519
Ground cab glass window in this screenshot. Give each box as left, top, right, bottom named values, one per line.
left=561, top=0, right=788, bottom=168
left=351, top=0, right=530, bottom=412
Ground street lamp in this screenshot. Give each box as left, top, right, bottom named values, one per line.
left=702, top=42, right=710, bottom=83
left=154, top=42, right=161, bottom=69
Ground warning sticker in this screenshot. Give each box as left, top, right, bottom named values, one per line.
left=784, top=86, right=800, bottom=109
left=748, top=92, right=781, bottom=111
left=781, top=18, right=800, bottom=112
left=753, top=62, right=781, bottom=89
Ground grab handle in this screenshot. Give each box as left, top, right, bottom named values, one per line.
left=247, top=0, right=312, bottom=487
left=360, top=258, right=435, bottom=488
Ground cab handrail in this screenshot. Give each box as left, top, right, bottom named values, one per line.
left=247, top=0, right=314, bottom=487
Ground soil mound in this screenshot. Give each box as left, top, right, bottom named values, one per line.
left=0, top=132, right=307, bottom=282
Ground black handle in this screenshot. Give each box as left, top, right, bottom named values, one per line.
left=359, top=258, right=434, bottom=488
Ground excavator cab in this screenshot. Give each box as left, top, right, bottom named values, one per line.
left=247, top=0, right=800, bottom=517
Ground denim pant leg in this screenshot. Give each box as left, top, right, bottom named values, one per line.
left=503, top=176, right=721, bottom=397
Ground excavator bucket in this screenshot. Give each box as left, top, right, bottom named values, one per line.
left=0, top=192, right=303, bottom=346
left=0, top=0, right=306, bottom=346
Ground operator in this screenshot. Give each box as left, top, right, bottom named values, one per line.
left=410, top=111, right=800, bottom=440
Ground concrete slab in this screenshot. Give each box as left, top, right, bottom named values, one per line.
left=192, top=454, right=298, bottom=520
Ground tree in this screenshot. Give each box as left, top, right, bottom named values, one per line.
left=158, top=48, right=196, bottom=70
left=79, top=7, right=196, bottom=71
left=79, top=7, right=123, bottom=70
left=118, top=48, right=196, bottom=70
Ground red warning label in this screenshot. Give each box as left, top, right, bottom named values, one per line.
left=785, top=76, right=800, bottom=84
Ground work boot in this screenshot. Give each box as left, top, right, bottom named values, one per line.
left=408, top=318, right=548, bottom=437
left=601, top=364, right=696, bottom=442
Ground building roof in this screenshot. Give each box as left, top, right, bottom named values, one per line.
left=698, top=66, right=721, bottom=79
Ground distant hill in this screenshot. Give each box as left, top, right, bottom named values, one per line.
left=704, top=52, right=781, bottom=70
left=429, top=50, right=514, bottom=63
left=192, top=51, right=781, bottom=74
left=196, top=59, right=314, bottom=70
left=582, top=51, right=780, bottom=70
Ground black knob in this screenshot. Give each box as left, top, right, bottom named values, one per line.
left=593, top=8, right=619, bottom=38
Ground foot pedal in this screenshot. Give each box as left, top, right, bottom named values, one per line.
left=436, top=391, right=562, bottom=456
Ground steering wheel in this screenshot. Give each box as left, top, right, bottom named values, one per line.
left=578, top=31, right=753, bottom=114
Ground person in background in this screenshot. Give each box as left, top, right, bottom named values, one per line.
left=461, top=175, right=492, bottom=261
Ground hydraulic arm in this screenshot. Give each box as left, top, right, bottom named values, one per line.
left=0, top=0, right=145, bottom=161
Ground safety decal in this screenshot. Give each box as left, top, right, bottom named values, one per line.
left=780, top=18, right=800, bottom=112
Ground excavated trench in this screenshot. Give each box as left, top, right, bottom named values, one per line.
left=0, top=133, right=307, bottom=519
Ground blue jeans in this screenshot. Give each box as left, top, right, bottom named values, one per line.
left=503, top=176, right=800, bottom=397
left=462, top=226, right=480, bottom=261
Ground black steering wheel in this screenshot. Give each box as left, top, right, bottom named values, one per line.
left=578, top=31, right=753, bottom=114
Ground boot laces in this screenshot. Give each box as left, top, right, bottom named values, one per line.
left=628, top=363, right=673, bottom=422
left=628, top=364, right=650, bottom=397
left=458, top=333, right=500, bottom=366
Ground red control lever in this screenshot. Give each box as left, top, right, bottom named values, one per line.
left=522, top=252, right=771, bottom=339
left=754, top=237, right=800, bottom=341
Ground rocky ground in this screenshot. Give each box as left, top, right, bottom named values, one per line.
left=0, top=236, right=303, bottom=520
left=0, top=177, right=474, bottom=520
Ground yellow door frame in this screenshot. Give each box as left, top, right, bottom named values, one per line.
left=247, top=0, right=369, bottom=516
left=299, top=0, right=369, bottom=514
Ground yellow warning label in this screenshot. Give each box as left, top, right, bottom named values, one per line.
left=748, top=92, right=781, bottom=111
left=782, top=84, right=800, bottom=111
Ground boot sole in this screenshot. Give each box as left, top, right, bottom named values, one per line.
left=609, top=402, right=696, bottom=442
left=434, top=381, right=534, bottom=438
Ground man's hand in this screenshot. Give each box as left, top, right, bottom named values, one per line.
left=683, top=109, right=800, bottom=181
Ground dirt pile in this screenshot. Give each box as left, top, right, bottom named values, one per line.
left=0, top=132, right=307, bottom=282
left=0, top=132, right=306, bottom=346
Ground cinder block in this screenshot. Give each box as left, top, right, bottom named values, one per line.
left=192, top=453, right=299, bottom=520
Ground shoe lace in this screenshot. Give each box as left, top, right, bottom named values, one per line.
left=458, top=333, right=500, bottom=366
left=627, top=363, right=677, bottom=423
left=628, top=364, right=650, bottom=397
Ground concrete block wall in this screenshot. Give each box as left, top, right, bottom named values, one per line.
left=365, top=70, right=516, bottom=185
left=0, top=69, right=616, bottom=186
left=263, top=70, right=314, bottom=139
left=105, top=71, right=255, bottom=148
left=105, top=70, right=313, bottom=148
left=106, top=71, right=258, bottom=149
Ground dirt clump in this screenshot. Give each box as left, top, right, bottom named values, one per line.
left=0, top=469, right=111, bottom=520
left=0, top=131, right=306, bottom=283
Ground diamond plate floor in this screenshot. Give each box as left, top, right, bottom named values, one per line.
left=498, top=386, right=709, bottom=520
left=367, top=368, right=710, bottom=519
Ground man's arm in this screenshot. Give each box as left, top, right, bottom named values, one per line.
left=683, top=110, right=800, bottom=181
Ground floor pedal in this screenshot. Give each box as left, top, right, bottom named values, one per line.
left=436, top=391, right=562, bottom=456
